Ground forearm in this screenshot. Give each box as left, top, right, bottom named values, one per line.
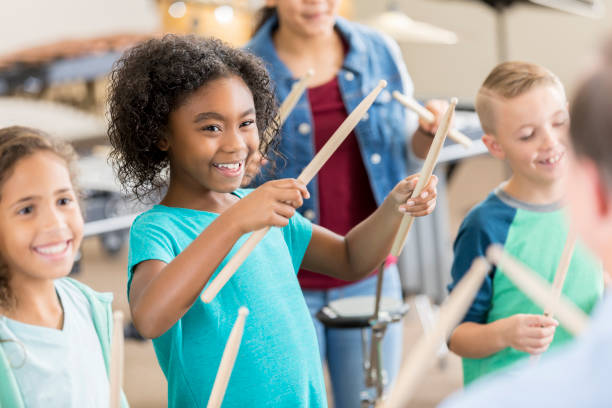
left=342, top=195, right=405, bottom=279
left=448, top=320, right=509, bottom=358
left=301, top=197, right=403, bottom=281
left=130, top=215, right=244, bottom=338
left=411, top=127, right=434, bottom=159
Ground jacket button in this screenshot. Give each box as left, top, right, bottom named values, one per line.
left=370, top=153, right=381, bottom=164
left=304, top=209, right=316, bottom=220
left=379, top=90, right=391, bottom=103
left=344, top=72, right=355, bottom=81
left=298, top=123, right=311, bottom=135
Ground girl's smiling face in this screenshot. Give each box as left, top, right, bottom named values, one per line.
left=163, top=75, right=260, bottom=196
left=0, top=151, right=83, bottom=283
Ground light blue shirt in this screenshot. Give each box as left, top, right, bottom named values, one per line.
left=127, top=189, right=327, bottom=408
left=440, top=291, right=612, bottom=407
left=0, top=278, right=109, bottom=408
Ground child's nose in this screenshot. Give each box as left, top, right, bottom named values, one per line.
left=42, top=205, right=68, bottom=230
left=222, top=129, right=247, bottom=152
left=541, top=128, right=560, bottom=150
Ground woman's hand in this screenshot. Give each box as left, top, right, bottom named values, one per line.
left=419, top=99, right=453, bottom=135
left=389, top=174, right=438, bottom=217
left=241, top=151, right=268, bottom=187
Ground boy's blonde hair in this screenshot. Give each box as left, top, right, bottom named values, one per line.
left=475, top=61, right=565, bottom=135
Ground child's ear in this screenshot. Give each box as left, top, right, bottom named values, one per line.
left=157, top=136, right=170, bottom=152
left=482, top=133, right=505, bottom=160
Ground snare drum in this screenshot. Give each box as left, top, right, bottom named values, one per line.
left=316, top=295, right=409, bottom=329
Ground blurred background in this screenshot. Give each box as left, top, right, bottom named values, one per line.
left=0, top=0, right=608, bottom=406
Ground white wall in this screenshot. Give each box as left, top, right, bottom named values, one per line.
left=0, top=0, right=161, bottom=55
left=1, top=0, right=611, bottom=102
left=353, top=0, right=612, bottom=101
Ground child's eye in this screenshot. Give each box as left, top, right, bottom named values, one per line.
left=519, top=133, right=534, bottom=141
left=57, top=197, right=72, bottom=206
left=17, top=205, right=33, bottom=215
left=201, top=124, right=221, bottom=132
left=240, top=120, right=255, bottom=128
left=554, top=119, right=568, bottom=127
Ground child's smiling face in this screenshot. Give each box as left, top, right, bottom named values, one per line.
left=484, top=84, right=570, bottom=188
left=0, top=151, right=83, bottom=282
left=163, top=75, right=260, bottom=195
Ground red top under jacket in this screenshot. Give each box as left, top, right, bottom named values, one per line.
left=298, top=76, right=381, bottom=290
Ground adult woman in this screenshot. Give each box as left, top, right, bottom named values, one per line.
left=246, top=2, right=446, bottom=406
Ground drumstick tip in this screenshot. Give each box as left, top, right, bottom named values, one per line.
left=378, top=79, right=388, bottom=88
left=238, top=307, right=250, bottom=317
left=450, top=97, right=458, bottom=106
left=485, top=244, right=504, bottom=263
left=306, top=68, right=315, bottom=77
left=113, top=310, right=124, bottom=322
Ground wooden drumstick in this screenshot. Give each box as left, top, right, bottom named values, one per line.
left=109, top=310, right=124, bottom=408
left=393, top=91, right=472, bottom=148
left=201, top=80, right=388, bottom=303
left=530, top=230, right=578, bottom=362
left=207, top=307, right=249, bottom=408
left=262, top=69, right=315, bottom=145
left=383, top=258, right=491, bottom=408
left=279, top=69, right=314, bottom=124
left=389, top=98, right=457, bottom=258
left=486, top=244, right=589, bottom=336
left=544, top=230, right=577, bottom=318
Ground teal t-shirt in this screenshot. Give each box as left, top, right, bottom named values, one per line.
left=127, top=189, right=327, bottom=408
left=449, top=185, right=603, bottom=385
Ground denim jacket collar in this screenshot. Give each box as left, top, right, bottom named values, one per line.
left=249, top=15, right=367, bottom=83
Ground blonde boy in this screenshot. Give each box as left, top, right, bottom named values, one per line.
left=447, top=62, right=603, bottom=385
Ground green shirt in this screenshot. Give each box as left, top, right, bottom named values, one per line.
left=449, top=186, right=603, bottom=385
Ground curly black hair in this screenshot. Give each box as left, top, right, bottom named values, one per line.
left=107, top=34, right=280, bottom=201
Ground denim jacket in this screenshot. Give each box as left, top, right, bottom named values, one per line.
left=246, top=16, right=418, bottom=223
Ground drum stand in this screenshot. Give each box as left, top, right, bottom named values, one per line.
left=316, top=261, right=408, bottom=408
left=362, top=261, right=394, bottom=407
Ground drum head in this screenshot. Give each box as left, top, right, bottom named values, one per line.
left=316, top=295, right=409, bottom=329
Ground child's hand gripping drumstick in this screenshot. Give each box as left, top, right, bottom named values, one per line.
left=388, top=98, right=457, bottom=258
left=109, top=311, right=124, bottom=408
left=487, top=244, right=589, bottom=336
left=381, top=258, right=491, bottom=408
left=206, top=307, right=249, bottom=408
left=393, top=91, right=472, bottom=148
left=201, top=80, right=388, bottom=303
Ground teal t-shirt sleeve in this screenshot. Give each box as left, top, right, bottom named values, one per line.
left=448, top=194, right=515, bottom=324
left=281, top=211, right=313, bottom=275
left=127, top=214, right=176, bottom=297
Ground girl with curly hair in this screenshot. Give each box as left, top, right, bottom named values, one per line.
left=107, top=35, right=437, bottom=408
left=0, top=126, right=128, bottom=407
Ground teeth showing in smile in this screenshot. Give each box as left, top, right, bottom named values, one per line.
left=35, top=241, right=69, bottom=255
left=541, top=153, right=562, bottom=165
left=214, top=162, right=242, bottom=171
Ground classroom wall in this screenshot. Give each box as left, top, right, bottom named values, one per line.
left=352, top=0, right=612, bottom=101
left=1, top=0, right=611, bottom=101
left=0, top=0, right=160, bottom=55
